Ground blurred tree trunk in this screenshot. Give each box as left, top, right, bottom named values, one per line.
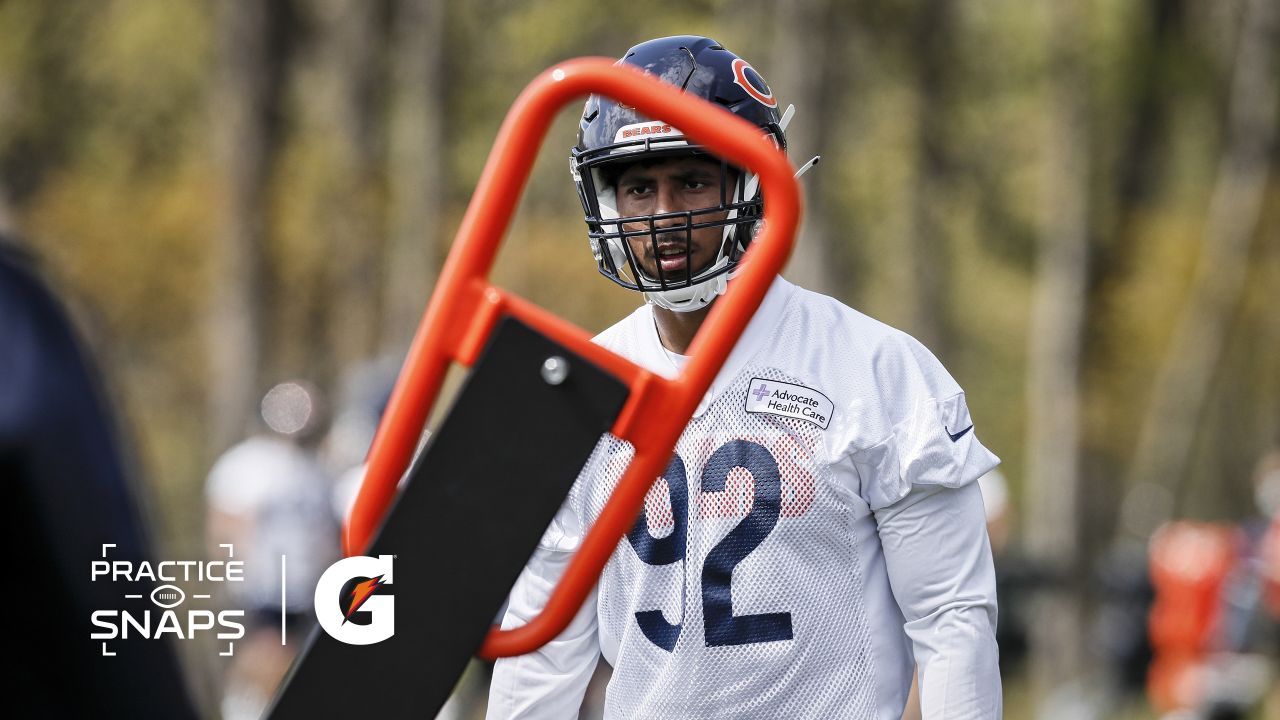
left=1125, top=0, right=1278, bottom=508
left=315, top=0, right=384, bottom=379
left=769, top=0, right=838, bottom=297
left=1025, top=0, right=1089, bottom=708
left=381, top=0, right=445, bottom=354
left=1116, top=0, right=1183, bottom=213
left=896, top=0, right=956, bottom=354
left=1093, top=0, right=1184, bottom=292
left=0, top=186, right=15, bottom=236
left=208, top=2, right=275, bottom=449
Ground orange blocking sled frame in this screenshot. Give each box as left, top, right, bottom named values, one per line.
left=345, top=57, right=801, bottom=660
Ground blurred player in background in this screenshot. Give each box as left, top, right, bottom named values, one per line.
left=323, top=357, right=400, bottom=520
left=1146, top=450, right=1280, bottom=719
left=489, top=36, right=1001, bottom=719
left=205, top=380, right=341, bottom=720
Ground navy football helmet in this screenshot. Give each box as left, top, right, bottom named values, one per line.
left=571, top=36, right=790, bottom=312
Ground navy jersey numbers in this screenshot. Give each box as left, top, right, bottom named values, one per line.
left=625, top=455, right=688, bottom=651
left=624, top=439, right=795, bottom=651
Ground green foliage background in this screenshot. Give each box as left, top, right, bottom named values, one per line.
left=3, top=0, right=1277, bottom=582
left=1, top=0, right=1277, bottom=715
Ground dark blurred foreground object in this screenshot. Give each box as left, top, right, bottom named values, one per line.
left=0, top=239, right=197, bottom=718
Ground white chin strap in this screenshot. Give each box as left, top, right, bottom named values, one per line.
left=644, top=257, right=735, bottom=312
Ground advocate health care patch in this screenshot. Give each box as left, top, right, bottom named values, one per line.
left=744, top=377, right=833, bottom=429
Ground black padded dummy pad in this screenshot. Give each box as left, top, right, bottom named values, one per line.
left=269, top=315, right=629, bottom=718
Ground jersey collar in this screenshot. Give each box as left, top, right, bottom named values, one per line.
left=639, top=275, right=796, bottom=417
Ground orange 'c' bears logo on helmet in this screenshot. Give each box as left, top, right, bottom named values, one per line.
left=731, top=58, right=777, bottom=109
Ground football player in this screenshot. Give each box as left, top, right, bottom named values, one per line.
left=488, top=36, right=1001, bottom=719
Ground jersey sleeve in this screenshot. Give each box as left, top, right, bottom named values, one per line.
left=853, top=330, right=1002, bottom=716
left=874, top=482, right=1002, bottom=718
left=487, top=444, right=605, bottom=718
left=848, top=332, right=1000, bottom=510
left=487, top=497, right=601, bottom=719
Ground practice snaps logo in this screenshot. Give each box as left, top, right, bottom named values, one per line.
left=90, top=543, right=246, bottom=657
left=314, top=555, right=395, bottom=645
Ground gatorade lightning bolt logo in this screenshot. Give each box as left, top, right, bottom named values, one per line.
left=315, top=555, right=395, bottom=645
left=343, top=576, right=385, bottom=624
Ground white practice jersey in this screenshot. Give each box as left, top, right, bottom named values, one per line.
left=490, top=277, right=1001, bottom=719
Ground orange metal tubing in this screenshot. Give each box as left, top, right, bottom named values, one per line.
left=342, top=57, right=801, bottom=659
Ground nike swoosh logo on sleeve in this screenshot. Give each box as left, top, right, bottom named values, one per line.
left=946, top=424, right=974, bottom=442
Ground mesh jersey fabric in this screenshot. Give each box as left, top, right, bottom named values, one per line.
left=492, top=276, right=1000, bottom=719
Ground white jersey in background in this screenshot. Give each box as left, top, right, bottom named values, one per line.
left=490, top=277, right=1002, bottom=719
left=206, top=435, right=341, bottom=614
